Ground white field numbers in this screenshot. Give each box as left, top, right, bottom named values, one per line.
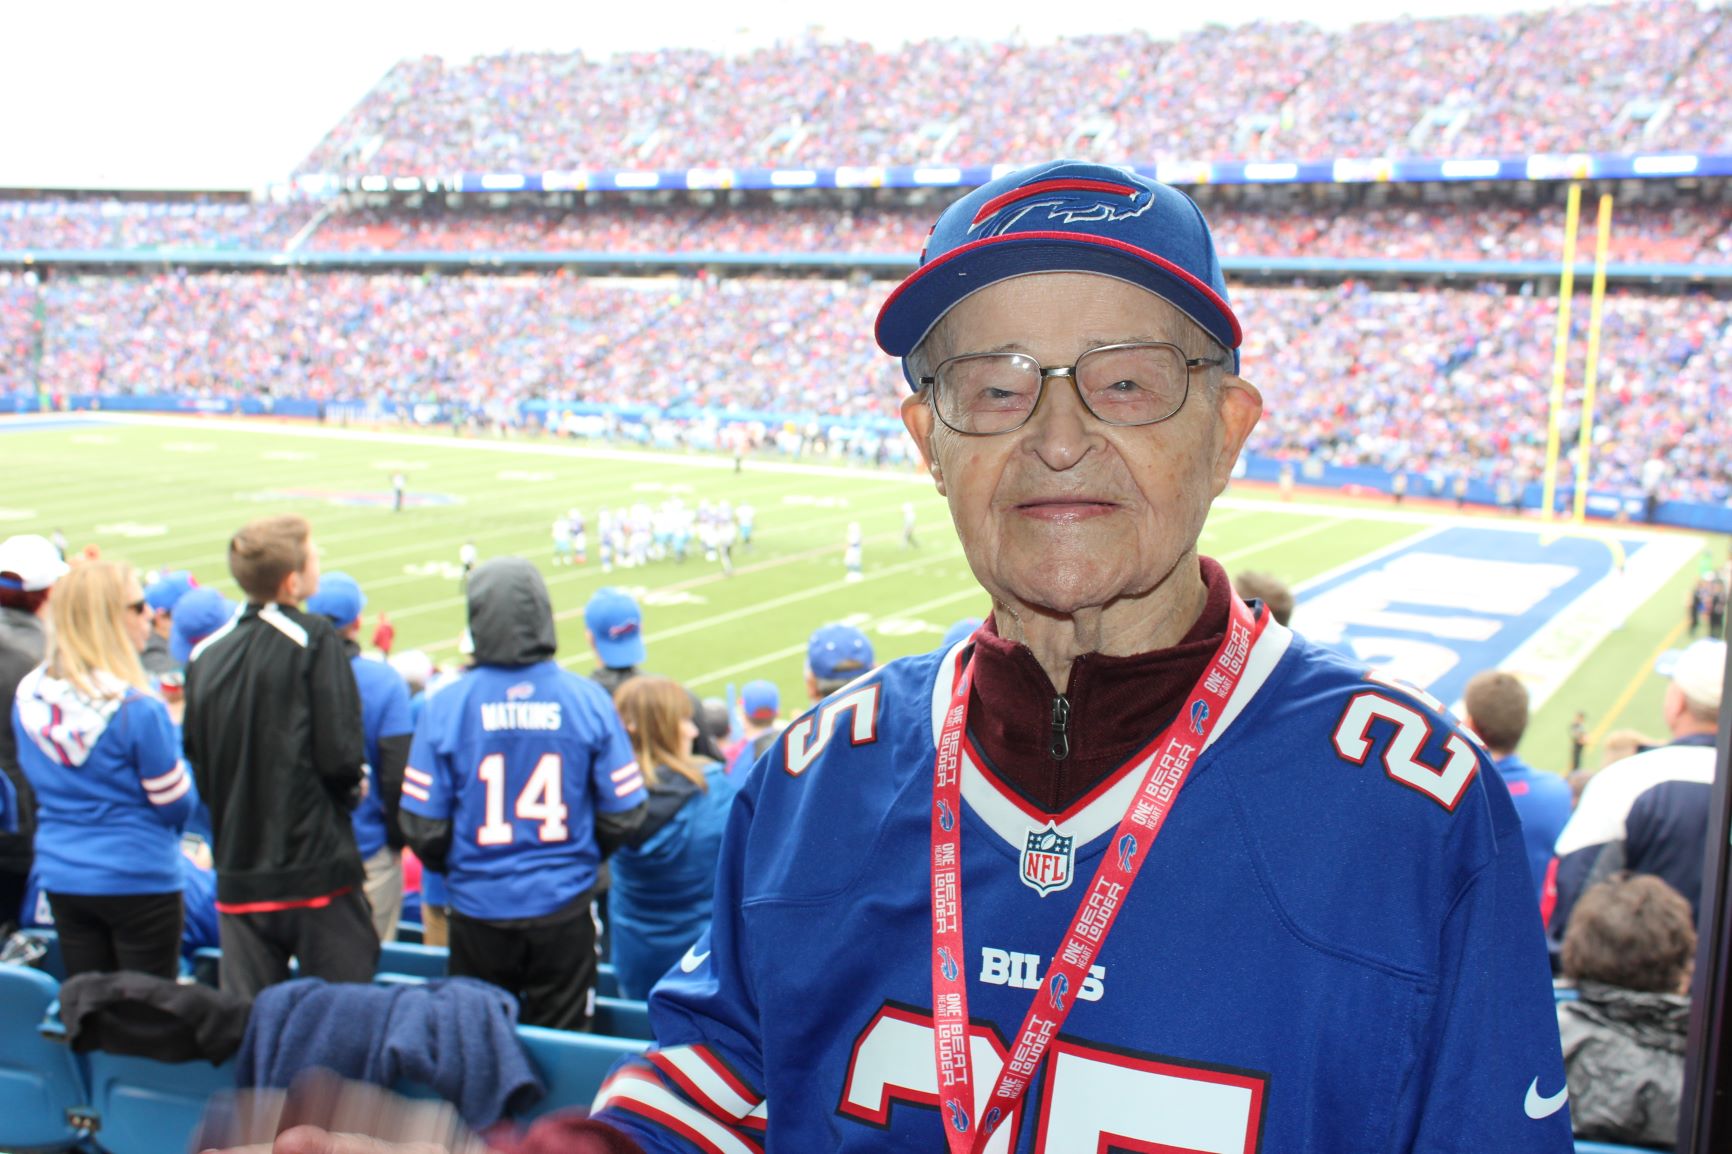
left=475, top=752, right=571, bottom=845
left=841, top=1006, right=1265, bottom=1152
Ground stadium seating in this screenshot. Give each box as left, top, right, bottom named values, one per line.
left=79, top=1049, right=236, bottom=1154
left=514, top=1025, right=647, bottom=1119
left=0, top=964, right=90, bottom=1149
left=293, top=0, right=1732, bottom=175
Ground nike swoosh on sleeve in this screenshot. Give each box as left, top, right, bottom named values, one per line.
left=680, top=948, right=712, bottom=973
left=1524, top=1077, right=1568, bottom=1119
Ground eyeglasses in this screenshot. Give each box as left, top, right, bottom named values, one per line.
left=919, top=342, right=1227, bottom=437
left=125, top=599, right=149, bottom=615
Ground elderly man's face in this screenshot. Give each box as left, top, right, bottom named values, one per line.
left=901, top=273, right=1261, bottom=620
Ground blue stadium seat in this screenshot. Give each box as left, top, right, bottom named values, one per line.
left=1574, top=1143, right=1665, bottom=1153
left=377, top=941, right=448, bottom=979
left=0, top=965, right=90, bottom=1149
left=596, top=964, right=619, bottom=999
left=395, top=922, right=424, bottom=945
left=81, top=1050, right=237, bottom=1154
left=515, top=1025, right=647, bottom=1117
left=593, top=996, right=651, bottom=1041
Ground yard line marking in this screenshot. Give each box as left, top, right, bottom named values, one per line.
left=1584, top=620, right=1689, bottom=750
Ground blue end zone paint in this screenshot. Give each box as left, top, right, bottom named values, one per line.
left=1295, top=527, right=1643, bottom=706
left=249, top=488, right=463, bottom=509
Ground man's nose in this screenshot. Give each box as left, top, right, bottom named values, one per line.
left=1021, top=375, right=1102, bottom=471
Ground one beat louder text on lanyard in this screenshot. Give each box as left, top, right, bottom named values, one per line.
left=928, top=596, right=1265, bottom=1153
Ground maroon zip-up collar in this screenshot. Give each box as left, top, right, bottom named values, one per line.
left=965, top=556, right=1234, bottom=816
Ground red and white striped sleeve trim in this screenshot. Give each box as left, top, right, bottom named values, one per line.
left=611, top=760, right=646, bottom=798
left=402, top=765, right=433, bottom=803
left=645, top=1046, right=766, bottom=1131
left=593, top=1067, right=764, bottom=1154
left=142, top=762, right=192, bottom=807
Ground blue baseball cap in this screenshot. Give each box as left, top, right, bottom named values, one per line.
left=586, top=587, right=646, bottom=668
left=741, top=679, right=780, bottom=722
left=942, top=617, right=984, bottom=651
left=808, top=623, right=875, bottom=682
left=305, top=571, right=366, bottom=629
left=143, top=570, right=198, bottom=614
left=875, top=159, right=1241, bottom=381
left=170, top=588, right=237, bottom=664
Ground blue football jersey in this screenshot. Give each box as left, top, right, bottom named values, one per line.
left=591, top=625, right=1573, bottom=1153
left=399, top=660, right=644, bottom=920
left=348, top=653, right=414, bottom=858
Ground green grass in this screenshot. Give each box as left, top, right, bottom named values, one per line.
left=3, top=415, right=1714, bottom=766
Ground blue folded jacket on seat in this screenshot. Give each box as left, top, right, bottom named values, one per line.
left=236, top=976, right=544, bottom=1127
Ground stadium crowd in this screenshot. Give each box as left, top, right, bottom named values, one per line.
left=4, top=198, right=1729, bottom=267
left=293, top=0, right=1732, bottom=175
left=4, top=271, right=1728, bottom=502
left=0, top=200, right=314, bottom=253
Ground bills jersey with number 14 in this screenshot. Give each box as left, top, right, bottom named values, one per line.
left=592, top=619, right=1571, bottom=1153
left=399, top=662, right=643, bottom=921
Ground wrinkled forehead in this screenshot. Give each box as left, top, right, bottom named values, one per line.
left=919, top=271, right=1211, bottom=363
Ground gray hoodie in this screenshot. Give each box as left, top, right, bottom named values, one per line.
left=467, top=558, right=557, bottom=668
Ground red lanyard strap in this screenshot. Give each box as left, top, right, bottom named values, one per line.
left=929, top=597, right=1263, bottom=1153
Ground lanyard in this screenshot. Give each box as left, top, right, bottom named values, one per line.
left=929, top=596, right=1263, bottom=1153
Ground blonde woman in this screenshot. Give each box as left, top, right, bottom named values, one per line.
left=609, top=676, right=739, bottom=999
left=12, top=561, right=199, bottom=979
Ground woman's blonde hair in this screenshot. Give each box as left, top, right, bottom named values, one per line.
left=614, top=676, right=706, bottom=791
left=47, top=560, right=149, bottom=698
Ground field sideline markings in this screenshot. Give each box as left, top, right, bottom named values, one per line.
left=1583, top=619, right=1689, bottom=749
left=106, top=414, right=940, bottom=487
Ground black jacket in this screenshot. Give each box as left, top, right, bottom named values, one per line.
left=0, top=607, right=47, bottom=875
left=183, top=602, right=366, bottom=905
left=61, top=970, right=251, bottom=1064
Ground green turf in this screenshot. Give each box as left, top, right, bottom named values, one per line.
left=2, top=416, right=1710, bottom=762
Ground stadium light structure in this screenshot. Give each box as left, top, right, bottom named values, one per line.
left=1681, top=636, right=1732, bottom=1152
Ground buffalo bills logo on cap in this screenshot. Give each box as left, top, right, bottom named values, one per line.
left=606, top=620, right=639, bottom=641
left=967, top=177, right=1152, bottom=238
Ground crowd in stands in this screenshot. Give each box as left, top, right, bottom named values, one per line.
left=4, top=270, right=1727, bottom=503
left=0, top=200, right=315, bottom=253
left=5, top=198, right=1728, bottom=268
left=296, top=0, right=1732, bottom=175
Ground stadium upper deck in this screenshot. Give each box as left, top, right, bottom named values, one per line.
left=296, top=0, right=1731, bottom=176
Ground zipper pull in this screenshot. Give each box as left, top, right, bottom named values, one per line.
left=1050, top=695, right=1071, bottom=761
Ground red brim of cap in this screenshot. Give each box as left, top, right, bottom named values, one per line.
left=875, top=231, right=1242, bottom=385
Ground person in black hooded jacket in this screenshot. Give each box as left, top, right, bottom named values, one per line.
left=399, top=557, right=646, bottom=1030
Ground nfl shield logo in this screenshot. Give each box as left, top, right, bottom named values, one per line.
left=1021, top=823, right=1075, bottom=896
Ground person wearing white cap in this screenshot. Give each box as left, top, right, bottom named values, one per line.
left=1551, top=638, right=1726, bottom=936
left=0, top=533, right=71, bottom=931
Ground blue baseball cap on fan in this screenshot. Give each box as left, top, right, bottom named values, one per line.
left=305, top=571, right=366, bottom=629
left=807, top=623, right=875, bottom=682
left=874, top=159, right=1242, bottom=380
left=741, top=680, right=780, bottom=722
left=170, top=588, right=237, bottom=664
left=143, top=570, right=198, bottom=614
left=586, top=587, right=646, bottom=669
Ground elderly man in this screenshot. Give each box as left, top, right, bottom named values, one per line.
left=217, top=162, right=1570, bottom=1153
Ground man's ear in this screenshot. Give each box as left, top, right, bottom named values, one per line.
left=1209, top=374, right=1263, bottom=497
left=901, top=394, right=945, bottom=496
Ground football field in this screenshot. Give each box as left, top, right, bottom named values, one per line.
left=3, top=413, right=1716, bottom=771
